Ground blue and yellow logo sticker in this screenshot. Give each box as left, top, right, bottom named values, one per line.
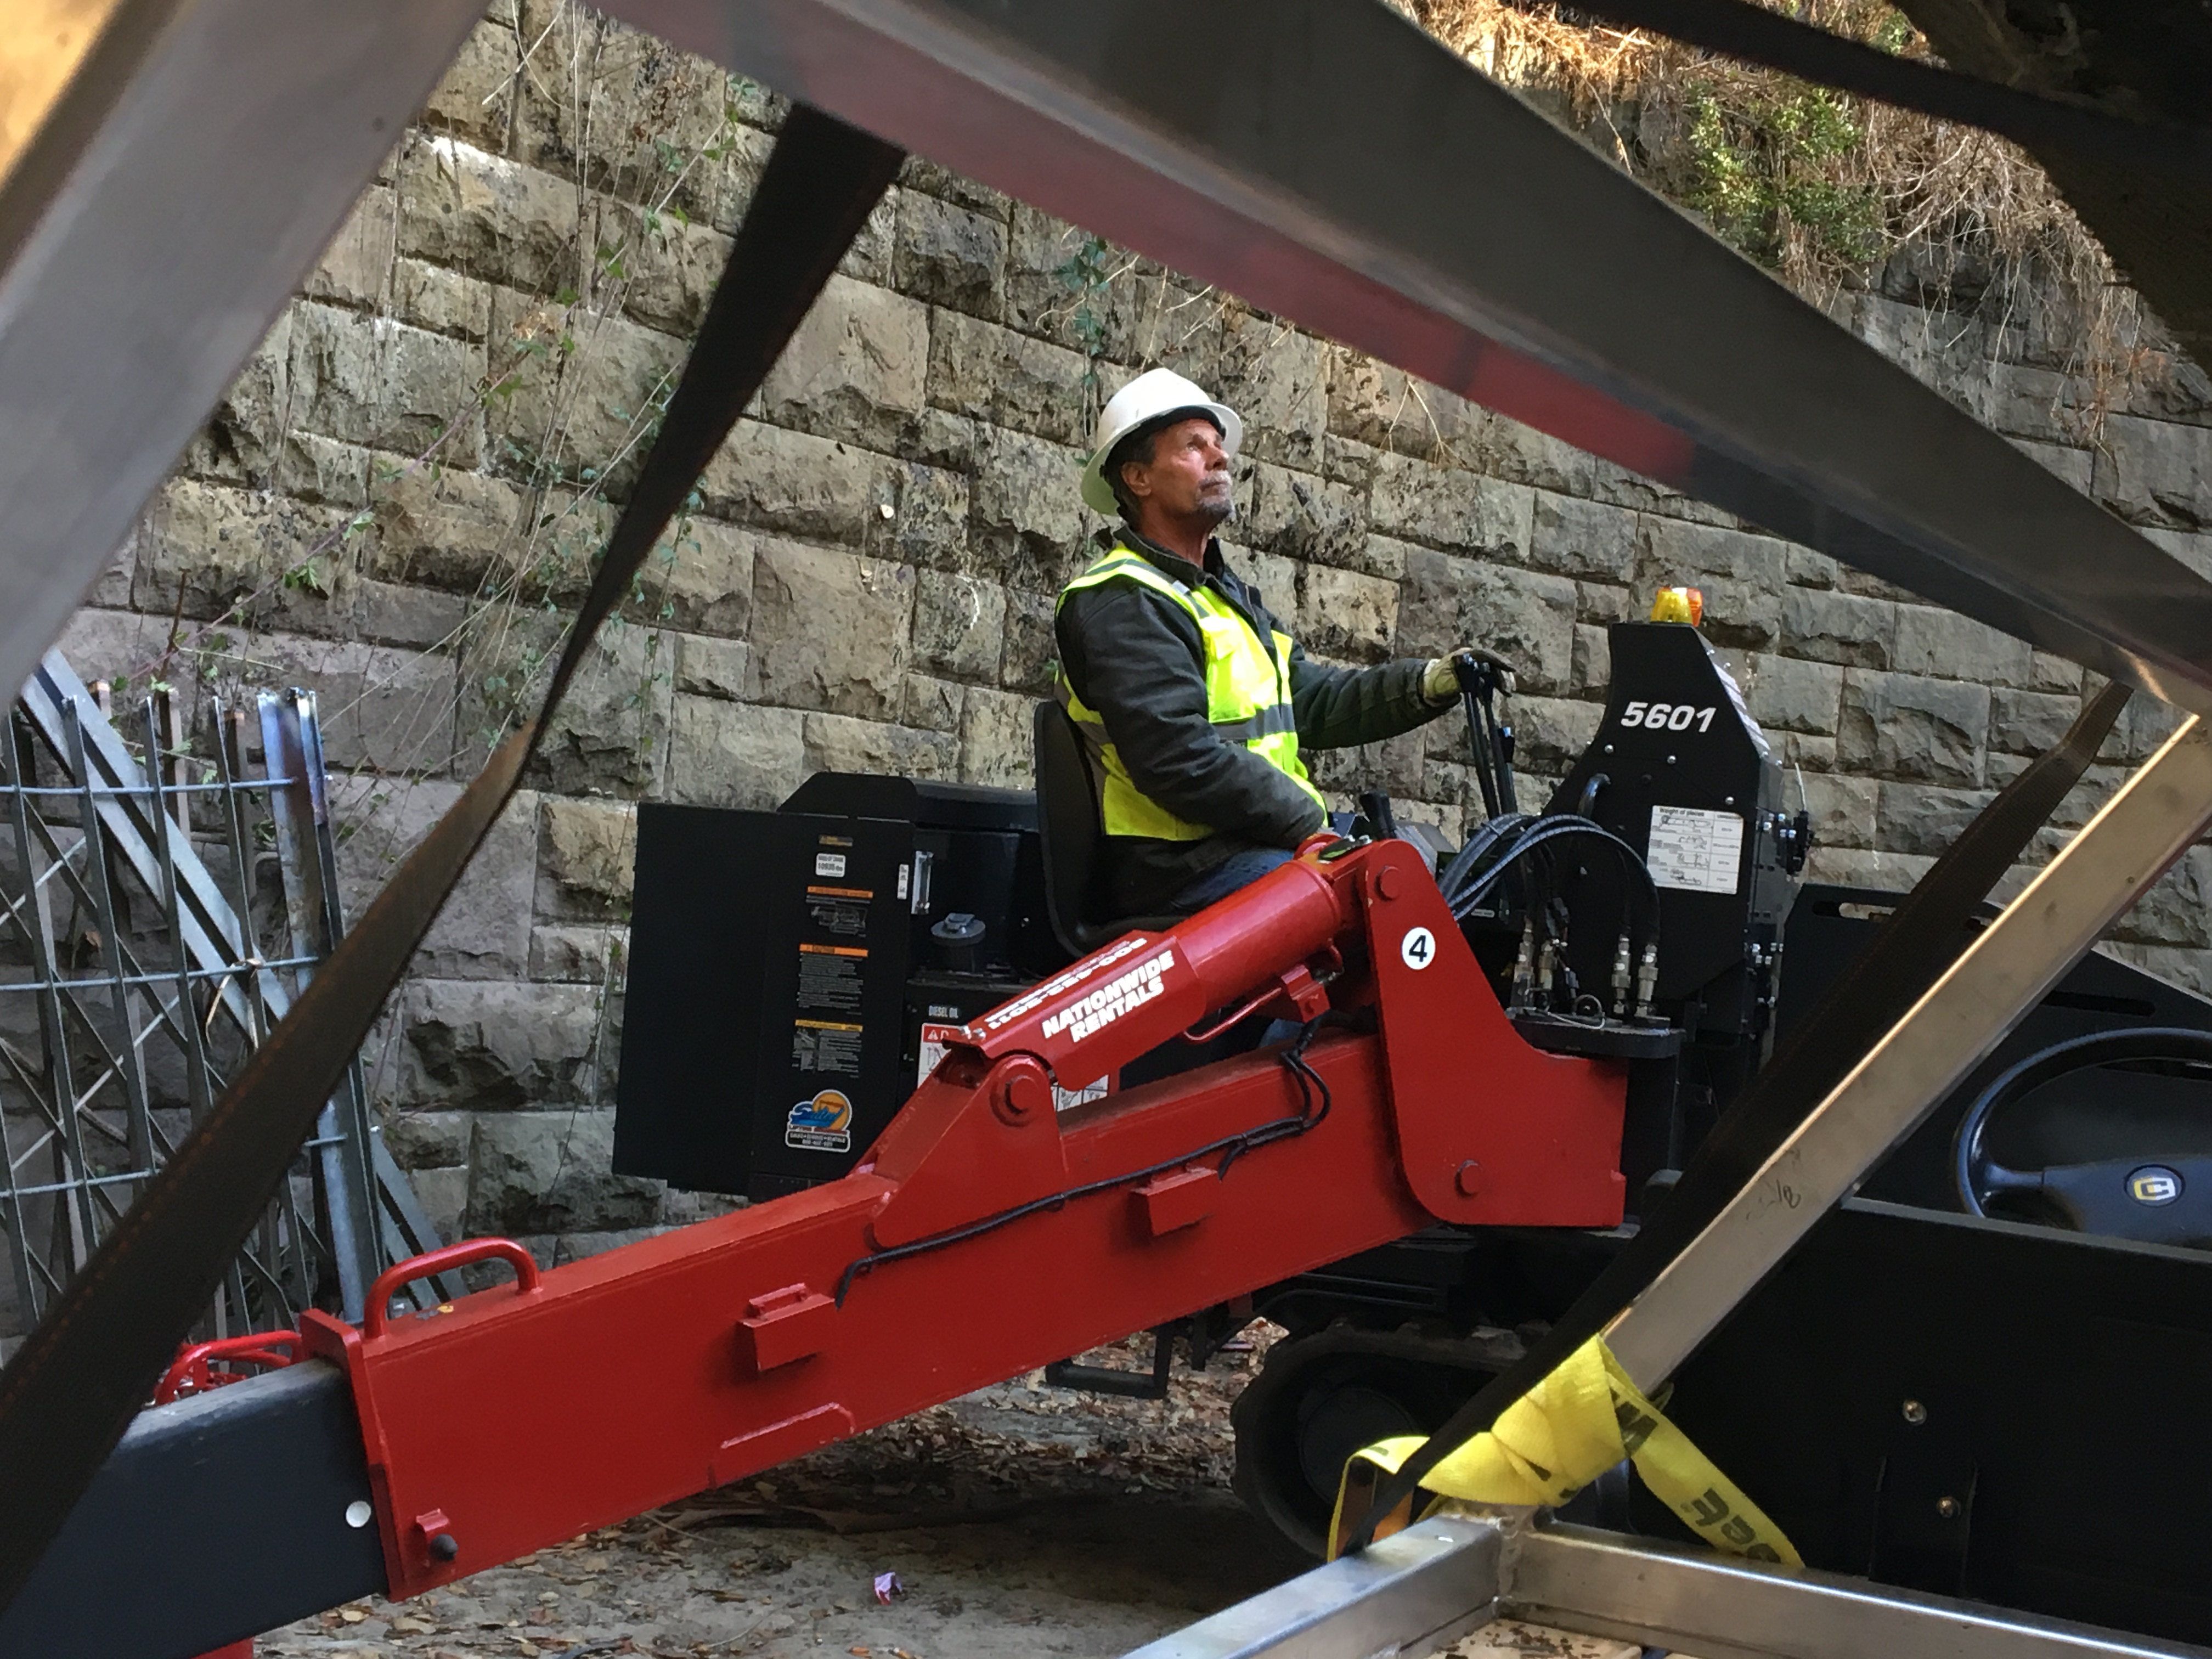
left=786, top=1088, right=854, bottom=1153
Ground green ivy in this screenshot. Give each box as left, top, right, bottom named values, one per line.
left=1684, top=82, right=1883, bottom=272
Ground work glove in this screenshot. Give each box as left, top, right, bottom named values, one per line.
left=1423, top=647, right=1516, bottom=703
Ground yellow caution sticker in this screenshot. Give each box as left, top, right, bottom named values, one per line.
left=1328, top=1335, right=1799, bottom=1566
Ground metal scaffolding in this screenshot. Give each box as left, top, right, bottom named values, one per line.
left=0, top=651, right=449, bottom=1355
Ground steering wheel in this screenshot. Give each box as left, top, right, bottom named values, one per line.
left=1954, top=1027, right=2212, bottom=1248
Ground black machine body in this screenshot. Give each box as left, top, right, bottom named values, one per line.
left=612, top=775, right=1057, bottom=1201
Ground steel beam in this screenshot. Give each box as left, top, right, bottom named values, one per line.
left=1118, top=1516, right=1500, bottom=1659
left=1604, top=713, right=2212, bottom=1389
left=1506, top=1523, right=2212, bottom=1659
left=0, top=0, right=483, bottom=709
left=609, top=0, right=2212, bottom=712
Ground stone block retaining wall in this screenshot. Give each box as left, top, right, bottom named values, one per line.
left=56, top=3, right=2212, bottom=1262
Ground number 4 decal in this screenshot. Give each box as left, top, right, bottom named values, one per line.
left=1400, top=927, right=1435, bottom=970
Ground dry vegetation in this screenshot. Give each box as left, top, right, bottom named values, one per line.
left=1397, top=0, right=2163, bottom=433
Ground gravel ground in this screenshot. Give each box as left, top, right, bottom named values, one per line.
left=259, top=1331, right=1639, bottom=1659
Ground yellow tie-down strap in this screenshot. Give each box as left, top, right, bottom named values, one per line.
left=1328, top=1335, right=1801, bottom=1566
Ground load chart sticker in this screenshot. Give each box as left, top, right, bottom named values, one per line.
left=1646, top=805, right=1744, bottom=895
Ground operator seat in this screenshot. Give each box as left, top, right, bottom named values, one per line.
left=1032, top=700, right=1183, bottom=958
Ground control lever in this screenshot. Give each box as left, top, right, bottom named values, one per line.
left=1453, top=652, right=1519, bottom=820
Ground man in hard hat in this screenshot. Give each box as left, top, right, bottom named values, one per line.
left=1056, top=367, right=1513, bottom=920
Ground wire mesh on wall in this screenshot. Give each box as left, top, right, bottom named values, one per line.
left=0, top=651, right=452, bottom=1358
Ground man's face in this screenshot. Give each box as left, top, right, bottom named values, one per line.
left=1121, top=415, right=1233, bottom=527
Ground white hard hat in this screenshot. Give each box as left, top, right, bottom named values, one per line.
left=1079, top=368, right=1243, bottom=516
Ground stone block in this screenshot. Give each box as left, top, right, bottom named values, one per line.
left=1244, top=464, right=1368, bottom=571
left=184, top=311, right=294, bottom=488
left=1576, top=582, right=1638, bottom=623
left=1469, top=410, right=1595, bottom=499
left=801, top=712, right=957, bottom=781
left=2113, top=848, right=2212, bottom=949
left=904, top=673, right=963, bottom=732
left=304, top=185, right=396, bottom=311
left=329, top=778, right=534, bottom=977
left=703, top=421, right=966, bottom=566
left=894, top=190, right=1006, bottom=315
left=364, top=465, right=526, bottom=595
left=1215, top=315, right=1326, bottom=472
left=2012, top=437, right=2092, bottom=493
left=2029, top=651, right=2084, bottom=695
left=1571, top=623, right=1611, bottom=697
left=383, top=1109, right=471, bottom=1170
left=1984, top=362, right=2081, bottom=443
left=1892, top=606, right=2033, bottom=689
left=924, top=310, right=1090, bottom=449
left=1325, top=346, right=1462, bottom=459
left=395, top=133, right=580, bottom=295
left=50, top=610, right=200, bottom=710
left=288, top=301, right=484, bottom=466
left=500, top=621, right=673, bottom=797
left=749, top=541, right=914, bottom=719
left=1876, top=782, right=1995, bottom=857
left=622, top=515, right=753, bottom=641
left=1634, top=517, right=1786, bottom=648
left=1803, top=845, right=1934, bottom=894
left=402, top=979, right=604, bottom=1109
left=486, top=293, right=682, bottom=498
left=675, top=634, right=749, bottom=701
left=1528, top=493, right=1637, bottom=583
left=466, top=1109, right=662, bottom=1236
left=1398, top=549, right=1577, bottom=697
left=2092, top=414, right=2212, bottom=529
left=276, top=434, right=371, bottom=509
left=538, top=797, right=636, bottom=921
left=418, top=15, right=517, bottom=149
left=1217, top=544, right=1300, bottom=621
left=228, top=628, right=457, bottom=775
left=1001, top=588, right=1059, bottom=695
left=392, top=258, right=493, bottom=343
left=667, top=694, right=804, bottom=809
left=1508, top=696, right=1604, bottom=776
left=757, top=273, right=930, bottom=452
left=1369, top=453, right=1532, bottom=561
left=1800, top=771, right=1877, bottom=850
left=1297, top=564, right=1399, bottom=664
left=1838, top=670, right=1990, bottom=787
left=1785, top=547, right=1840, bottom=589
left=611, top=210, right=730, bottom=338
left=1989, top=687, right=2081, bottom=757
left=408, top=1167, right=472, bottom=1248
left=957, top=687, right=1037, bottom=790
left=967, top=426, right=1089, bottom=589
left=1780, top=588, right=1895, bottom=669
left=531, top=924, right=628, bottom=983
left=2113, top=694, right=2191, bottom=765
left=898, top=156, right=1010, bottom=221
left=140, top=480, right=348, bottom=625
left=1736, top=652, right=1843, bottom=736
left=913, top=569, right=1008, bottom=680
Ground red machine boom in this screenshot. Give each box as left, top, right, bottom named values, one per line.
left=298, top=838, right=1626, bottom=1601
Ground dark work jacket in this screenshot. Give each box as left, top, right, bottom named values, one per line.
left=1054, top=531, right=1443, bottom=917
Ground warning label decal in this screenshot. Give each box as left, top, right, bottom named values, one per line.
left=1646, top=805, right=1745, bottom=895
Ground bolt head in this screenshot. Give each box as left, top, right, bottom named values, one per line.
left=1455, top=1160, right=1483, bottom=1198
left=1936, top=1497, right=1960, bottom=1520
left=1902, top=1399, right=1927, bottom=1425
left=1375, top=865, right=1403, bottom=901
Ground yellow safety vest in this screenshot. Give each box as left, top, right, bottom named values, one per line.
left=1055, top=547, right=1326, bottom=842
